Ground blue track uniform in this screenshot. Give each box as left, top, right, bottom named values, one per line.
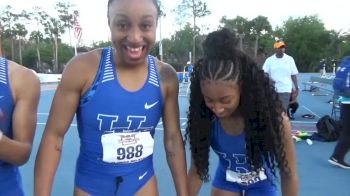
left=75, top=48, right=163, bottom=195
left=211, top=118, right=277, bottom=196
left=0, top=58, right=25, bottom=196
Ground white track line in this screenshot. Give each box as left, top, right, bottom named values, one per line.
left=291, top=121, right=317, bottom=124
left=302, top=105, right=321, bottom=118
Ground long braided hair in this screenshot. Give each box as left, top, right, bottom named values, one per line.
left=186, top=28, right=290, bottom=182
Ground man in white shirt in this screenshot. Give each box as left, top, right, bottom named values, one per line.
left=263, top=40, right=299, bottom=113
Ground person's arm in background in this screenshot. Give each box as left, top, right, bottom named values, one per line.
left=34, top=54, right=92, bottom=196
left=291, top=75, right=299, bottom=95
left=280, top=114, right=299, bottom=196
left=290, top=56, right=299, bottom=97
left=0, top=61, right=40, bottom=165
left=187, top=157, right=204, bottom=196
left=159, top=62, right=189, bottom=196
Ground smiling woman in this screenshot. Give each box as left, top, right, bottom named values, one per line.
left=33, top=0, right=189, bottom=196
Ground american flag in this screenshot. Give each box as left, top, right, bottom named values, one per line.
left=73, top=18, right=82, bottom=41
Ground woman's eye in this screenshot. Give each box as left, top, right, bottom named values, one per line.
left=221, top=99, right=230, bottom=104
left=141, top=23, right=152, bottom=30
left=115, top=22, right=128, bottom=30
left=205, top=98, right=213, bottom=104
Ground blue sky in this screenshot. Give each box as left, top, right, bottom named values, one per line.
left=2, top=0, right=349, bottom=46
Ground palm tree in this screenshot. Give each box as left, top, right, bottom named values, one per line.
left=12, top=23, right=28, bottom=64
left=31, top=7, right=49, bottom=70
left=43, top=16, right=65, bottom=73
left=55, top=2, right=79, bottom=47
left=0, top=5, right=20, bottom=60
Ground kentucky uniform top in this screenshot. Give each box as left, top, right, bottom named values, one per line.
left=211, top=118, right=276, bottom=193
left=0, top=57, right=25, bottom=195
left=75, top=47, right=163, bottom=178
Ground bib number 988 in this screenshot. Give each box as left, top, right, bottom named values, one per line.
left=117, top=144, right=143, bottom=160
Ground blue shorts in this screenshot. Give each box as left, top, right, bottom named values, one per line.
left=212, top=167, right=277, bottom=196
left=0, top=164, right=24, bottom=196
left=75, top=164, right=154, bottom=196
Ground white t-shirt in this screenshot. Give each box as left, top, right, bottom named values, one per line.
left=263, top=53, right=299, bottom=93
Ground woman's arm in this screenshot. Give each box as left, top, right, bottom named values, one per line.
left=159, top=62, right=189, bottom=196
left=187, top=157, right=203, bottom=196
left=34, top=54, right=93, bottom=196
left=0, top=62, right=40, bottom=165
left=280, top=114, right=299, bottom=196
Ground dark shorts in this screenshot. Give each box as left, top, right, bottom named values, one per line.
left=278, top=93, right=291, bottom=112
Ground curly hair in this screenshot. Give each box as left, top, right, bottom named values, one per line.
left=186, top=28, right=290, bottom=182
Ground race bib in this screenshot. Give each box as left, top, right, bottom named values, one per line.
left=226, top=168, right=267, bottom=186
left=101, top=132, right=154, bottom=164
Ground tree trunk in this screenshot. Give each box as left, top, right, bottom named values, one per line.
left=36, top=37, right=41, bottom=71
left=51, top=37, right=55, bottom=73
left=54, top=35, right=58, bottom=73
left=36, top=46, right=41, bottom=71
left=68, top=27, right=72, bottom=47
left=192, top=0, right=196, bottom=64
left=238, top=34, right=244, bottom=51
left=254, top=35, right=259, bottom=58
left=11, top=37, right=15, bottom=61
left=19, top=38, right=22, bottom=65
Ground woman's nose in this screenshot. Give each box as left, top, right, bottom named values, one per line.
left=127, top=27, right=143, bottom=43
left=212, top=103, right=224, bottom=114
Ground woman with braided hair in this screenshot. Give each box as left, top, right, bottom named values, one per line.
left=186, top=28, right=299, bottom=196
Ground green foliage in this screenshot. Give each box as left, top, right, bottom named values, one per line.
left=283, top=15, right=330, bottom=72
left=1, top=39, right=11, bottom=58
left=169, top=24, right=194, bottom=68
left=21, top=47, right=38, bottom=69
left=91, top=41, right=113, bottom=49
left=220, top=16, right=249, bottom=34
left=1, top=2, right=350, bottom=73
left=341, top=40, right=350, bottom=57
left=21, top=42, right=74, bottom=72
left=58, top=43, right=74, bottom=66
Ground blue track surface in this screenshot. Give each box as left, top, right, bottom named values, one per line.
left=19, top=73, right=350, bottom=196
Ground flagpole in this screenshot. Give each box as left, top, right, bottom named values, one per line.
left=73, top=14, right=82, bottom=56
left=74, top=40, right=78, bottom=56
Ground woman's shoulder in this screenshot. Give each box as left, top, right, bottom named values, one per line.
left=63, top=48, right=104, bottom=76
left=69, top=48, right=103, bottom=68
left=8, top=60, right=39, bottom=84
left=60, top=48, right=105, bottom=90
left=155, top=58, right=178, bottom=83
left=7, top=60, right=40, bottom=101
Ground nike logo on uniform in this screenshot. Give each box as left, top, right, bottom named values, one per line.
left=144, top=101, right=158, bottom=109
left=138, top=171, right=148, bottom=180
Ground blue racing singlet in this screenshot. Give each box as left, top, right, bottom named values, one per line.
left=211, top=118, right=274, bottom=188
left=76, top=48, right=164, bottom=178
left=0, top=57, right=25, bottom=196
